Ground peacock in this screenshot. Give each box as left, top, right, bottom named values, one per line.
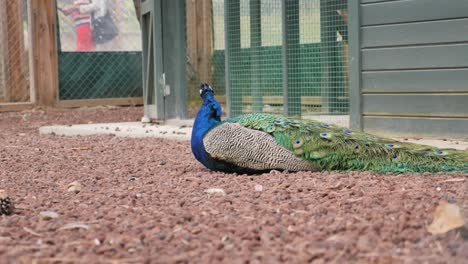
left=191, top=84, right=468, bottom=174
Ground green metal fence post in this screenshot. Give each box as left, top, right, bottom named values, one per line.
left=250, top=0, right=262, bottom=113
left=224, top=0, right=241, bottom=117
left=348, top=0, right=362, bottom=130
left=282, top=0, right=301, bottom=117
left=162, top=0, right=187, bottom=119
left=281, top=0, right=289, bottom=116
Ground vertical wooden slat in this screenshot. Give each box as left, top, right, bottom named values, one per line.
left=30, top=0, right=59, bottom=106
left=186, top=0, right=198, bottom=76
left=0, top=1, right=7, bottom=101
left=186, top=0, right=213, bottom=83
left=27, top=0, right=36, bottom=103
left=196, top=0, right=213, bottom=83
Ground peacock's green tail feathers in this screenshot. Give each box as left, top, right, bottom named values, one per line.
left=224, top=113, right=468, bottom=173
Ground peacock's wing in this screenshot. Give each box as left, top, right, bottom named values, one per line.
left=203, top=122, right=316, bottom=172
left=224, top=113, right=468, bottom=173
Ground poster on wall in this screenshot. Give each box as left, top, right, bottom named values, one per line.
left=57, top=0, right=141, bottom=52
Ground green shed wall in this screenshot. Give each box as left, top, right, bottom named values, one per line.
left=350, top=0, right=468, bottom=139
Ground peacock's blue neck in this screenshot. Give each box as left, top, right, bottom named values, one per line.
left=191, top=92, right=222, bottom=169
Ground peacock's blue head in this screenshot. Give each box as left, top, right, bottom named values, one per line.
left=195, top=83, right=222, bottom=122
left=199, top=83, right=214, bottom=98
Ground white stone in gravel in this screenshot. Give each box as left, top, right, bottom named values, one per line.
left=59, top=222, right=90, bottom=230
left=40, top=211, right=59, bottom=220
left=67, top=181, right=83, bottom=193
left=254, top=184, right=263, bottom=192
left=204, top=188, right=226, bottom=196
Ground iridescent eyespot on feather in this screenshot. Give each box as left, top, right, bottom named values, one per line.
left=274, top=120, right=283, bottom=125
left=265, top=126, right=275, bottom=133
left=293, top=139, right=304, bottom=148
left=320, top=133, right=332, bottom=139
left=384, top=143, right=399, bottom=148
left=434, top=150, right=449, bottom=156
left=342, top=129, right=353, bottom=135
left=294, top=149, right=304, bottom=156
left=291, top=122, right=301, bottom=128
left=391, top=154, right=398, bottom=160
left=309, top=151, right=325, bottom=159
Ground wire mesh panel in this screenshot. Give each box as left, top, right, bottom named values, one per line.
left=0, top=0, right=30, bottom=103
left=220, top=0, right=349, bottom=126
left=224, top=0, right=285, bottom=116
left=289, top=0, right=348, bottom=122
left=56, top=0, right=142, bottom=100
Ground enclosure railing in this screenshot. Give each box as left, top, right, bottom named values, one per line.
left=0, top=0, right=144, bottom=113
left=0, top=0, right=33, bottom=111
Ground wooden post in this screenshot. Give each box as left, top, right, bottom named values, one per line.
left=0, top=1, right=7, bottom=102
left=186, top=0, right=198, bottom=77
left=197, top=0, right=213, bottom=83
left=30, top=0, right=59, bottom=107
left=186, top=0, right=213, bottom=83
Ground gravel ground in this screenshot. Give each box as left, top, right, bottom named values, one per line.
left=0, top=106, right=467, bottom=264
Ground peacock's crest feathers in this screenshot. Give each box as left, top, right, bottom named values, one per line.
left=223, top=113, right=468, bottom=173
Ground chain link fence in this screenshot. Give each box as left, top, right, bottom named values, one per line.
left=0, top=0, right=30, bottom=104
left=187, top=0, right=349, bottom=126
left=56, top=0, right=142, bottom=100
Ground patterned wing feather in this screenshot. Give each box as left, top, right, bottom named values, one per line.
left=224, top=113, right=468, bottom=173
left=203, top=123, right=317, bottom=172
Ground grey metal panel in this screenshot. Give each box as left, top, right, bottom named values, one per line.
left=362, top=19, right=468, bottom=48
left=363, top=116, right=468, bottom=139
left=362, top=44, right=468, bottom=70
left=361, top=0, right=468, bottom=26
left=362, top=69, right=468, bottom=93
left=141, top=0, right=164, bottom=120
left=161, top=0, right=186, bottom=119
left=349, top=0, right=362, bottom=130
left=362, top=94, right=468, bottom=117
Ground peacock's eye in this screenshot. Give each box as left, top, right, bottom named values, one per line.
left=295, top=140, right=301, bottom=144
